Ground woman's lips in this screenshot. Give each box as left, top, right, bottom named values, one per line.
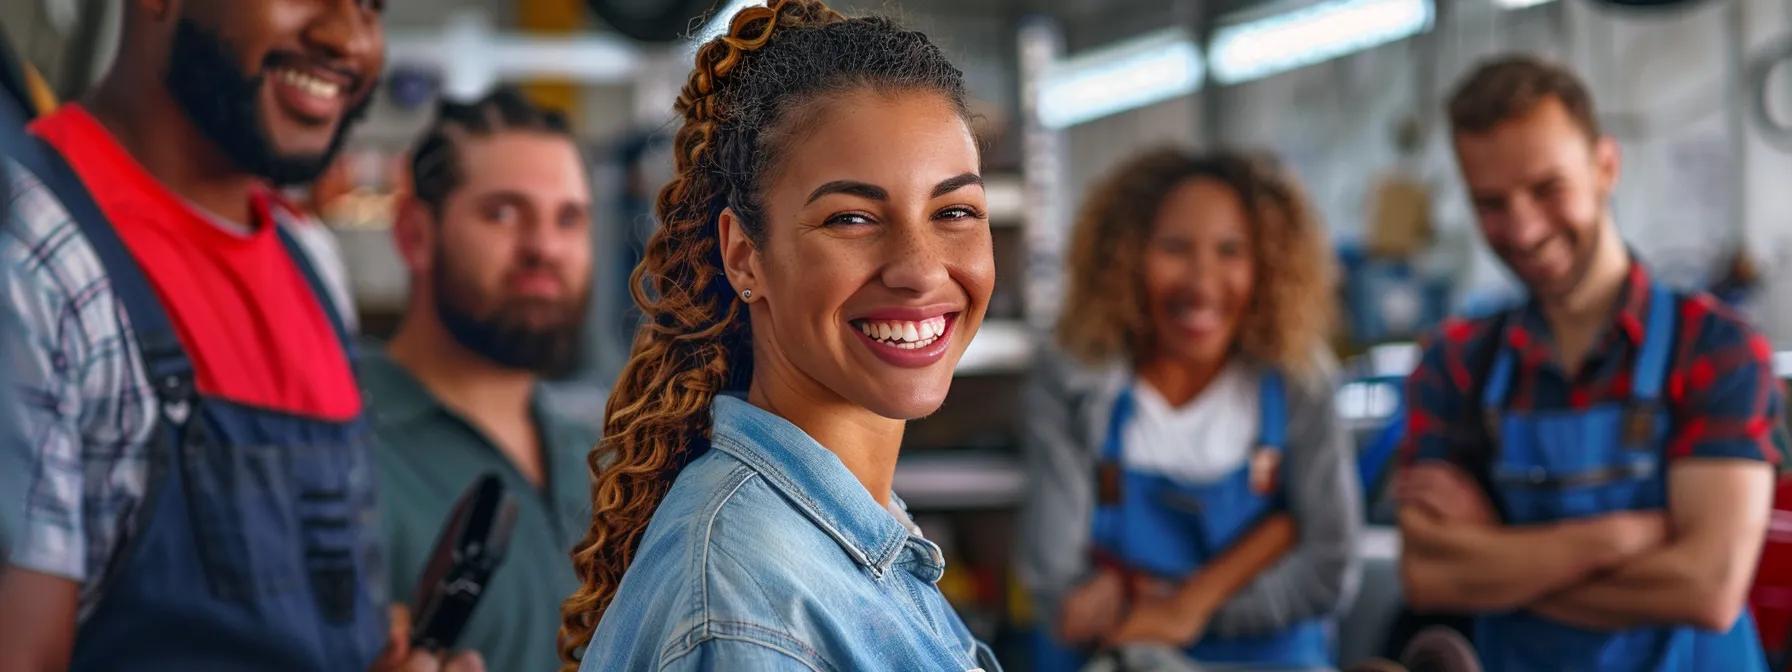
left=849, top=312, right=958, bottom=368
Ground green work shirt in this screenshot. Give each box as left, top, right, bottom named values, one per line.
left=359, top=347, right=597, bottom=672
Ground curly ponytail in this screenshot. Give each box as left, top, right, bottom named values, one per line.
left=557, top=2, right=968, bottom=667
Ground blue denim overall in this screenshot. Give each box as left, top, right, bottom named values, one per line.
left=27, top=144, right=389, bottom=671
left=1474, top=282, right=1765, bottom=672
left=1036, top=371, right=1330, bottom=670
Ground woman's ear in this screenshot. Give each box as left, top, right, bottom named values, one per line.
left=718, top=208, right=762, bottom=302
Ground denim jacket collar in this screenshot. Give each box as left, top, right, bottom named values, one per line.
left=708, top=395, right=912, bottom=576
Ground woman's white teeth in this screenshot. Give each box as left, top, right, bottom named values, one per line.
left=855, top=316, right=949, bottom=349
left=276, top=68, right=342, bottom=99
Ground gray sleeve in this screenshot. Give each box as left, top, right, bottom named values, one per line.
left=1208, top=369, right=1364, bottom=637
left=1015, top=353, right=1098, bottom=620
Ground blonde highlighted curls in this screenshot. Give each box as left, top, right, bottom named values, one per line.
left=557, top=1, right=969, bottom=667
left=1057, top=149, right=1337, bottom=380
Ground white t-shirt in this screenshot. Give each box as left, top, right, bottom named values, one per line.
left=1121, top=362, right=1261, bottom=484
left=280, top=217, right=360, bottom=334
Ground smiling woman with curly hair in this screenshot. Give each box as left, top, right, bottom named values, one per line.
left=556, top=1, right=1002, bottom=670
left=1019, top=148, right=1361, bottom=671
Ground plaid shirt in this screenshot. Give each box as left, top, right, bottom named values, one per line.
left=1403, top=259, right=1787, bottom=473
left=1, top=158, right=157, bottom=615
left=2, top=156, right=356, bottom=617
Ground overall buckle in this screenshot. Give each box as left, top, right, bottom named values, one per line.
left=1250, top=445, right=1282, bottom=495
left=1481, top=408, right=1503, bottom=447
left=1623, top=402, right=1660, bottom=449
left=1096, top=461, right=1122, bottom=505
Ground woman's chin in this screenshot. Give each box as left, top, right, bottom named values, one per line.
left=1154, top=330, right=1236, bottom=367
left=834, top=351, right=962, bottom=420
left=857, top=384, right=953, bottom=421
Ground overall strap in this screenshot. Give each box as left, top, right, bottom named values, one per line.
left=1100, top=386, right=1136, bottom=463
left=14, top=127, right=200, bottom=615
left=1632, top=282, right=1677, bottom=404
left=1258, top=370, right=1288, bottom=450
left=265, top=195, right=353, bottom=355
left=1089, top=386, right=1135, bottom=573
left=13, top=131, right=195, bottom=414
left=1474, top=311, right=1515, bottom=451
left=1481, top=349, right=1516, bottom=415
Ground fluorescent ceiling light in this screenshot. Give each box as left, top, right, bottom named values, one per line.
left=1037, top=28, right=1205, bottom=129
left=1209, top=0, right=1434, bottom=85
left=1496, top=0, right=1556, bottom=8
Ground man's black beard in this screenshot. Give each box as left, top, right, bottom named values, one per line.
left=165, top=17, right=374, bottom=186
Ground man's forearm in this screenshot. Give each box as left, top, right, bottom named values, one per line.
left=1528, top=570, right=1683, bottom=632
left=1399, top=508, right=1645, bottom=612
left=0, top=567, right=79, bottom=672
left=1529, top=462, right=1774, bottom=632
left=1529, top=525, right=1757, bottom=632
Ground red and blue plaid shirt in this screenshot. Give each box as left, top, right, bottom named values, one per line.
left=1403, top=259, right=1787, bottom=471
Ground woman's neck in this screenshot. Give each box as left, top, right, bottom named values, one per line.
left=1136, top=353, right=1228, bottom=408
left=746, top=361, right=905, bottom=508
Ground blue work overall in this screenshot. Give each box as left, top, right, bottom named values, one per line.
left=26, top=145, right=390, bottom=670
left=1473, top=282, right=1766, bottom=672
left=1036, top=371, right=1330, bottom=671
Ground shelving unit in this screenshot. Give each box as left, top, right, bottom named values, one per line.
left=954, top=320, right=1034, bottom=376
left=983, top=173, right=1026, bottom=228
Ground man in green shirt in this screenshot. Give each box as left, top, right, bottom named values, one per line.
left=361, top=87, right=597, bottom=672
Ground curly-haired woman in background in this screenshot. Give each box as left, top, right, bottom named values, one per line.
left=1019, top=149, right=1361, bottom=671
left=556, top=1, right=1000, bottom=670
